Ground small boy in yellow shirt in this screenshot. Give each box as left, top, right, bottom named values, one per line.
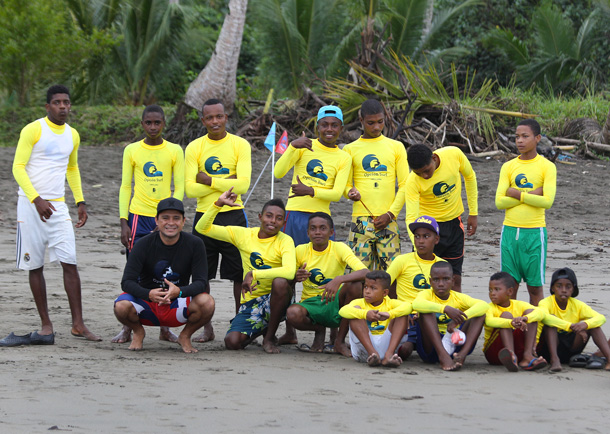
left=412, top=262, right=488, bottom=371
left=537, top=267, right=610, bottom=372
left=339, top=271, right=412, bottom=367
left=483, top=272, right=547, bottom=372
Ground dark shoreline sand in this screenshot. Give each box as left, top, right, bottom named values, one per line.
left=1, top=145, right=610, bottom=432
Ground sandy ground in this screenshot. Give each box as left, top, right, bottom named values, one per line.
left=2, top=143, right=610, bottom=433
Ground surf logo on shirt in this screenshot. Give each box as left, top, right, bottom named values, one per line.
left=205, top=156, right=230, bottom=175
left=153, top=260, right=180, bottom=286
left=362, top=154, right=387, bottom=172
left=432, top=181, right=456, bottom=199
left=309, top=268, right=332, bottom=286
left=515, top=174, right=533, bottom=188
left=306, top=159, right=328, bottom=181
left=436, top=312, right=452, bottom=324
left=367, top=320, right=385, bottom=332
left=250, top=252, right=271, bottom=270
left=143, top=161, right=163, bottom=177
left=413, top=273, right=431, bottom=289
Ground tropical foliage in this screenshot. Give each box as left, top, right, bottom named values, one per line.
left=484, top=1, right=605, bottom=94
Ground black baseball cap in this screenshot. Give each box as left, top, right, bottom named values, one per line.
left=550, top=267, right=579, bottom=298
left=156, top=197, right=185, bottom=216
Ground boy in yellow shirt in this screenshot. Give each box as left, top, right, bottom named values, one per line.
left=339, top=270, right=412, bottom=367
left=387, top=215, right=446, bottom=360
left=413, top=262, right=488, bottom=371
left=403, top=144, right=478, bottom=292
left=495, top=119, right=556, bottom=305
left=537, top=267, right=610, bottom=371
left=285, top=212, right=368, bottom=356
left=344, top=99, right=408, bottom=270
left=195, top=188, right=296, bottom=354
left=185, top=99, right=252, bottom=342
left=274, top=106, right=351, bottom=246
left=113, top=104, right=184, bottom=344
left=483, top=272, right=547, bottom=371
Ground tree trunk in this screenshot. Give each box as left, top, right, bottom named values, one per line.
left=602, top=107, right=610, bottom=144
left=421, top=0, right=434, bottom=46
left=184, top=0, right=248, bottom=115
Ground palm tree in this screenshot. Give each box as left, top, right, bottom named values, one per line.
left=66, top=0, right=188, bottom=104
left=184, top=0, right=248, bottom=114
left=484, top=2, right=603, bottom=94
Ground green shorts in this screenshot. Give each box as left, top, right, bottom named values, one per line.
left=500, top=226, right=547, bottom=287
left=347, top=216, right=401, bottom=271
left=297, top=289, right=343, bottom=329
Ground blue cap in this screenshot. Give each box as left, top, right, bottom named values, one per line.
left=409, top=215, right=440, bottom=235
left=317, top=105, right=343, bottom=124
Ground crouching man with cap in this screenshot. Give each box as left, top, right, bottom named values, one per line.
left=114, top=198, right=214, bottom=352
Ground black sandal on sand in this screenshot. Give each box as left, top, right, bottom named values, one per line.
left=568, top=353, right=591, bottom=368
left=29, top=331, right=55, bottom=345
left=0, top=332, right=31, bottom=347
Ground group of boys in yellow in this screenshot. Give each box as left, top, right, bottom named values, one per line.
left=114, top=98, right=609, bottom=372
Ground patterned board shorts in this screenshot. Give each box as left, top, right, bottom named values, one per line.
left=347, top=216, right=401, bottom=271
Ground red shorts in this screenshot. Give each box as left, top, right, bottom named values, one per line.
left=484, top=328, right=525, bottom=365
left=115, top=293, right=191, bottom=327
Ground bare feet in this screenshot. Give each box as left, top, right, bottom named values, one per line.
left=159, top=327, right=178, bottom=343
left=129, top=328, right=145, bottom=351
left=277, top=332, right=298, bottom=346
left=382, top=353, right=403, bottom=367
left=440, top=355, right=460, bottom=371
left=549, top=360, right=563, bottom=372
left=191, top=322, right=215, bottom=343
left=332, top=341, right=352, bottom=357
left=40, top=324, right=54, bottom=336
left=309, top=340, right=324, bottom=353
left=367, top=353, right=381, bottom=367
left=71, top=325, right=102, bottom=342
left=452, top=352, right=466, bottom=368
left=111, top=326, right=132, bottom=343
left=262, top=337, right=281, bottom=354
left=178, top=333, right=198, bottom=353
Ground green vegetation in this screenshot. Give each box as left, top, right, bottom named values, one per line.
left=0, top=0, right=609, bottom=147
left=0, top=105, right=176, bottom=146
left=497, top=85, right=610, bottom=136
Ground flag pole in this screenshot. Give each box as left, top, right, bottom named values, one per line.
left=271, top=150, right=275, bottom=198
left=244, top=154, right=273, bottom=207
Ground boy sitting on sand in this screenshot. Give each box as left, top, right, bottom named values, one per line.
left=195, top=188, right=296, bottom=354
left=283, top=212, right=367, bottom=356
left=483, top=272, right=547, bottom=372
left=339, top=271, right=412, bottom=367
left=537, top=267, right=610, bottom=372
left=387, top=215, right=446, bottom=361
left=412, top=262, right=488, bottom=371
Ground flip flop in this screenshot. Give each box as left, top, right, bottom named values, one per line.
left=522, top=357, right=547, bottom=371
left=29, top=331, right=55, bottom=345
left=498, top=348, right=519, bottom=372
left=323, top=344, right=339, bottom=355
left=568, top=353, right=591, bottom=368
left=295, top=343, right=322, bottom=353
left=0, top=332, right=31, bottom=347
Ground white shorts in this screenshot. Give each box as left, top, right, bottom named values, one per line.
left=349, top=327, right=409, bottom=363
left=16, top=196, right=76, bottom=270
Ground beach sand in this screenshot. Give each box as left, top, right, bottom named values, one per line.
left=1, top=145, right=610, bottom=433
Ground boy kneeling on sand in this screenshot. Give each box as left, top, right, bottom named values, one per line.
left=483, top=272, right=547, bottom=372
left=339, top=271, right=411, bottom=367
left=412, top=262, right=488, bottom=371
left=537, top=267, right=610, bottom=372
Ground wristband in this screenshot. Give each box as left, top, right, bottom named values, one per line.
left=77, top=201, right=86, bottom=207
left=179, top=290, right=183, bottom=298
left=386, top=212, right=395, bottom=220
